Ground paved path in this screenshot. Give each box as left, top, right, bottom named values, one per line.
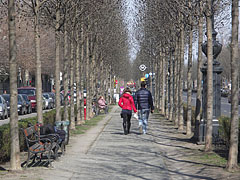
left=2, top=106, right=239, bottom=180
left=40, top=106, right=169, bottom=180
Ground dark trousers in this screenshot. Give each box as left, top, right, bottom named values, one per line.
left=122, top=110, right=132, bottom=134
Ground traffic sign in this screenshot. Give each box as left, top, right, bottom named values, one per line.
left=139, top=64, right=147, bottom=72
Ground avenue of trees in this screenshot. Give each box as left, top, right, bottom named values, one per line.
left=132, top=0, right=239, bottom=172
left=3, top=0, right=132, bottom=170
left=1, top=0, right=239, bottom=173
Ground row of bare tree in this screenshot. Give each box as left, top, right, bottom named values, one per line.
left=132, top=0, right=239, bottom=172
left=4, top=0, right=133, bottom=170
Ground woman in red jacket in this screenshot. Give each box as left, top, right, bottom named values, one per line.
left=118, top=87, right=137, bottom=135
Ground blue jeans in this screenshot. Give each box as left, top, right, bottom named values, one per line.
left=138, top=109, right=150, bottom=133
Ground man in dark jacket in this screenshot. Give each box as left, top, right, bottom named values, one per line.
left=135, top=81, right=154, bottom=134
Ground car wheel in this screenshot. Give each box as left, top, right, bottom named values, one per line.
left=21, top=108, right=24, bottom=115
left=5, top=111, right=8, bottom=119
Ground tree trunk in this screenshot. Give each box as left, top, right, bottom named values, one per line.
left=195, top=1, right=203, bottom=137
left=178, top=26, right=184, bottom=131
left=86, top=33, right=90, bottom=120
left=63, top=25, right=69, bottom=122
left=205, top=0, right=214, bottom=152
left=226, top=0, right=239, bottom=172
left=34, top=1, right=43, bottom=124
left=187, top=22, right=193, bottom=136
left=158, top=49, right=163, bottom=110
left=161, top=48, right=166, bottom=115
left=8, top=0, right=21, bottom=170
left=80, top=25, right=84, bottom=123
left=174, top=38, right=179, bottom=126
left=70, top=30, right=75, bottom=130
left=55, top=5, right=61, bottom=122
left=169, top=49, right=173, bottom=121
left=76, top=29, right=81, bottom=125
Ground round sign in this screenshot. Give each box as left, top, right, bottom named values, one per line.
left=139, top=64, right=147, bottom=72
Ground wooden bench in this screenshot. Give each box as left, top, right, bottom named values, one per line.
left=21, top=125, right=60, bottom=167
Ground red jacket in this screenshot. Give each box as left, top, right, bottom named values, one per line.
left=118, top=93, right=137, bottom=113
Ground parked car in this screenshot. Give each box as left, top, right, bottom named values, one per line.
left=0, top=95, right=8, bottom=119
left=221, top=88, right=229, bottom=97
left=2, top=94, right=28, bottom=115
left=17, top=87, right=36, bottom=111
left=21, top=94, right=32, bottom=114
left=18, top=94, right=28, bottom=115
left=43, top=93, right=54, bottom=109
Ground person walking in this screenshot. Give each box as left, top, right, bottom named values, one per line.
left=135, top=81, right=154, bottom=134
left=118, top=87, right=137, bottom=135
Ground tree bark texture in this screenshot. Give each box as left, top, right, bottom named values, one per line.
left=70, top=30, right=75, bottom=130
left=8, top=0, right=21, bottom=170
left=227, top=0, right=239, bottom=171
left=205, top=0, right=214, bottom=152
left=34, top=1, right=43, bottom=124
left=76, top=29, right=81, bottom=125
left=187, top=23, right=193, bottom=136
left=174, top=39, right=179, bottom=126
left=178, top=26, right=184, bottom=131
left=63, top=26, right=69, bottom=122
left=195, top=1, right=203, bottom=134
left=169, top=50, right=173, bottom=121
left=86, top=33, right=90, bottom=120
left=55, top=6, right=61, bottom=122
left=161, top=49, right=166, bottom=115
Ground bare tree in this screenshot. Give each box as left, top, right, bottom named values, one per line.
left=226, top=0, right=239, bottom=172
left=8, top=0, right=21, bottom=170
left=204, top=0, right=214, bottom=152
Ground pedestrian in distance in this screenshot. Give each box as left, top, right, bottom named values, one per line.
left=135, top=81, right=154, bottom=134
left=97, top=96, right=108, bottom=114
left=118, top=87, right=137, bottom=135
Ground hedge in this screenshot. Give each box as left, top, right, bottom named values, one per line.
left=0, top=109, right=59, bottom=163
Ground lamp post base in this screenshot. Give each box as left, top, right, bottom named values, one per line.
left=195, top=119, right=220, bottom=145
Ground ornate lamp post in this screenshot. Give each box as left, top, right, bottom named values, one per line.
left=197, top=0, right=223, bottom=144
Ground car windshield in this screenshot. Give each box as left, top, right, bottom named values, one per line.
left=18, top=89, right=35, bottom=96
left=2, top=95, right=10, bottom=102
left=43, top=94, right=49, bottom=99
left=22, top=95, right=28, bottom=101
left=18, top=95, right=22, bottom=102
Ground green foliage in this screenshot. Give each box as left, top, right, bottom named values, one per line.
left=71, top=115, right=105, bottom=135
left=0, top=109, right=56, bottom=163
left=0, top=124, right=10, bottom=162
left=183, top=104, right=197, bottom=125
left=219, top=116, right=240, bottom=150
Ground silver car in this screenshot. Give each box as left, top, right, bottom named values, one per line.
left=0, top=95, right=8, bottom=120
left=43, top=93, right=54, bottom=109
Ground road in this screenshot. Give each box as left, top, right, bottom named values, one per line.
left=182, top=91, right=240, bottom=117
left=0, top=109, right=52, bottom=126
